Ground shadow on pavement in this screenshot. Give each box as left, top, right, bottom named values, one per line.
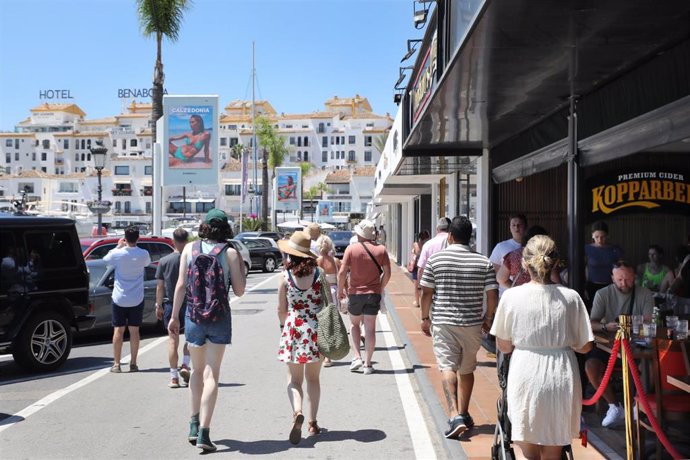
left=458, top=424, right=495, bottom=440
left=0, top=413, right=25, bottom=425
left=217, top=428, right=386, bottom=454
left=0, top=356, right=113, bottom=385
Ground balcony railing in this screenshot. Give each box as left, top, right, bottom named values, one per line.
left=112, top=188, right=132, bottom=196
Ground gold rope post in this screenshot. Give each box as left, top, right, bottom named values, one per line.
left=618, top=314, right=634, bottom=460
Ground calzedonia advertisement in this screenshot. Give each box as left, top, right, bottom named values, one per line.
left=162, top=95, right=219, bottom=186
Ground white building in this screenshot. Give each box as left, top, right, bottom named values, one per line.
left=0, top=96, right=391, bottom=232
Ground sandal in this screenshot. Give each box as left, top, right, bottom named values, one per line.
left=289, top=412, right=304, bottom=445
left=110, top=364, right=121, bottom=373
left=308, top=420, right=321, bottom=436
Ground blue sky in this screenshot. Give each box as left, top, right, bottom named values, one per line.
left=0, top=0, right=418, bottom=131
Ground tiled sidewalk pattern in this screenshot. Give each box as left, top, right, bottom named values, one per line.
left=386, top=265, right=606, bottom=460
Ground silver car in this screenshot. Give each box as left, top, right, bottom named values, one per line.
left=82, top=260, right=160, bottom=332
left=228, top=239, right=252, bottom=277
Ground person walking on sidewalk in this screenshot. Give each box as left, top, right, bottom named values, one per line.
left=277, top=231, right=326, bottom=444
left=410, top=230, right=431, bottom=308
left=338, top=219, right=391, bottom=375
left=419, top=216, right=498, bottom=439
left=156, top=227, right=191, bottom=388
left=316, top=235, right=343, bottom=368
left=491, top=235, right=593, bottom=460
left=416, top=217, right=451, bottom=282
left=489, top=214, right=527, bottom=297
left=168, top=209, right=246, bottom=452
left=103, top=225, right=151, bottom=373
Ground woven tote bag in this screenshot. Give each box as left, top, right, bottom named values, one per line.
left=316, top=272, right=350, bottom=360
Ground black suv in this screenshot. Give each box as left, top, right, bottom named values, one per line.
left=0, top=215, right=92, bottom=372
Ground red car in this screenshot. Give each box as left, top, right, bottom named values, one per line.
left=81, top=236, right=175, bottom=262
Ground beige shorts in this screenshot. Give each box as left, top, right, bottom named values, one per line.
left=431, top=324, right=482, bottom=374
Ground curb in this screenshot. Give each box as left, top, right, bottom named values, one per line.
left=384, top=285, right=469, bottom=460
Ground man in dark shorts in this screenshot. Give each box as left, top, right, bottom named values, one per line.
left=103, top=226, right=151, bottom=373
left=156, top=228, right=191, bottom=388
left=337, top=219, right=391, bottom=375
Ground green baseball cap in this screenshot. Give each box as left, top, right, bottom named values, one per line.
left=205, top=208, right=228, bottom=224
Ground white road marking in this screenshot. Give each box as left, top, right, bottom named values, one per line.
left=0, top=273, right=281, bottom=433
left=378, top=313, right=436, bottom=459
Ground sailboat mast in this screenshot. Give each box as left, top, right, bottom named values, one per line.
left=251, top=41, right=258, bottom=218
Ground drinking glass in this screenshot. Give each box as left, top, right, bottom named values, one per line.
left=632, top=315, right=643, bottom=337
left=676, top=319, right=688, bottom=340
left=666, top=315, right=679, bottom=330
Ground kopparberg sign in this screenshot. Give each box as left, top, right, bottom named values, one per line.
left=589, top=171, right=690, bottom=216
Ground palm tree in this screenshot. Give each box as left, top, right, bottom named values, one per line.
left=373, top=134, right=388, bottom=155
left=230, top=142, right=245, bottom=160
left=298, top=162, right=313, bottom=219
left=304, top=182, right=330, bottom=221
left=136, top=0, right=191, bottom=144
left=256, top=116, right=289, bottom=229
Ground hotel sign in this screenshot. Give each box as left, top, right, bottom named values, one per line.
left=39, top=89, right=74, bottom=99
left=411, top=32, right=438, bottom=124
left=588, top=171, right=690, bottom=216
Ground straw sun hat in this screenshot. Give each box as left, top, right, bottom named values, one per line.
left=278, top=231, right=316, bottom=259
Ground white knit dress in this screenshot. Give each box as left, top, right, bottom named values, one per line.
left=490, top=283, right=594, bottom=446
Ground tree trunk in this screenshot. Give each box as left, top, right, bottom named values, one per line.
left=151, top=32, right=164, bottom=227
left=261, top=148, right=269, bottom=230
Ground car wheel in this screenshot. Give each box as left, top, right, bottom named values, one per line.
left=263, top=256, right=276, bottom=273
left=13, top=311, right=73, bottom=372
left=244, top=262, right=250, bottom=277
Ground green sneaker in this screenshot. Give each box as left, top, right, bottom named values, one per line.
left=188, top=414, right=199, bottom=445
left=196, top=427, right=217, bottom=452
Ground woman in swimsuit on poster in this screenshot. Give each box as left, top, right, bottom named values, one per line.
left=169, top=114, right=211, bottom=163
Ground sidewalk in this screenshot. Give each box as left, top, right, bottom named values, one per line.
left=384, top=265, right=607, bottom=460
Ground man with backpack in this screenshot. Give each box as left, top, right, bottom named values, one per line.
left=155, top=227, right=191, bottom=388
left=168, top=209, right=245, bottom=452
left=103, top=225, right=151, bottom=373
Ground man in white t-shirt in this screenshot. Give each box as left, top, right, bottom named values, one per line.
left=103, top=226, right=151, bottom=373
left=489, top=214, right=527, bottom=297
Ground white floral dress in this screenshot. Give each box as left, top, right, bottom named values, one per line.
left=278, top=269, right=323, bottom=364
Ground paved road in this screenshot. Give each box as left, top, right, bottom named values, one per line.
left=0, top=270, right=453, bottom=459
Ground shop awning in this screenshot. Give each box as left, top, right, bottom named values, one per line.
left=404, top=0, right=690, bottom=159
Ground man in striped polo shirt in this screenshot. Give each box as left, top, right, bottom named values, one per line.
left=419, top=216, right=498, bottom=439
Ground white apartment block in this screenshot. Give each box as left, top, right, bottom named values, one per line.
left=0, top=96, right=391, bottom=229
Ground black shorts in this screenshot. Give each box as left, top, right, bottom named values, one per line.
left=586, top=346, right=621, bottom=367
left=348, top=294, right=381, bottom=316
left=163, top=301, right=186, bottom=332
left=112, top=301, right=144, bottom=327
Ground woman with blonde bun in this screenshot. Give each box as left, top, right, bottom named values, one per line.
left=490, top=235, right=594, bottom=460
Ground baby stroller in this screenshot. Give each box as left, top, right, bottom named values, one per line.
left=491, top=350, right=574, bottom=460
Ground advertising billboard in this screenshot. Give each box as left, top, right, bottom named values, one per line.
left=274, top=167, right=301, bottom=212
left=163, top=95, right=219, bottom=186
left=317, top=200, right=333, bottom=222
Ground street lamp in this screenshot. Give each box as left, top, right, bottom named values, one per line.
left=90, top=141, right=108, bottom=235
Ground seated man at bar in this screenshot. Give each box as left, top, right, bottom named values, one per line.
left=585, top=260, right=654, bottom=427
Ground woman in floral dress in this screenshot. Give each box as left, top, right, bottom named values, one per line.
left=277, top=231, right=324, bottom=445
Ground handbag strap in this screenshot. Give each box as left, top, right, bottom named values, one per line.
left=511, top=267, right=524, bottom=288
left=319, top=270, right=334, bottom=305
left=360, top=242, right=383, bottom=275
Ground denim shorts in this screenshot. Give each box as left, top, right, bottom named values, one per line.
left=348, top=294, right=382, bottom=316
left=112, top=301, right=144, bottom=327
left=163, top=302, right=186, bottom=332
left=184, top=311, right=232, bottom=346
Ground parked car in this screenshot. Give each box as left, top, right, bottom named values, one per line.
left=236, top=235, right=280, bottom=249
left=240, top=238, right=284, bottom=272
left=82, top=260, right=160, bottom=333
left=0, top=215, right=92, bottom=372
left=235, top=231, right=284, bottom=242
left=329, top=231, right=354, bottom=258
left=227, top=239, right=251, bottom=277
left=81, top=236, right=174, bottom=262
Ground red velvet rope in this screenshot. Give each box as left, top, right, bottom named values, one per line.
left=621, top=339, right=684, bottom=460
left=582, top=338, right=621, bottom=406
